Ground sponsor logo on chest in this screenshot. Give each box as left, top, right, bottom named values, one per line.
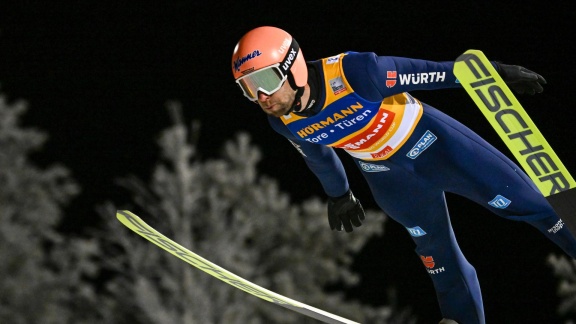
left=293, top=102, right=368, bottom=141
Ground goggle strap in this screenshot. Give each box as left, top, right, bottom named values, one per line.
left=278, top=38, right=300, bottom=77
left=287, top=71, right=297, bottom=90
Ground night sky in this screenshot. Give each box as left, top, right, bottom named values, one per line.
left=2, top=1, right=576, bottom=323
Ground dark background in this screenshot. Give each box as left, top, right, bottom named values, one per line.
left=2, top=1, right=575, bottom=323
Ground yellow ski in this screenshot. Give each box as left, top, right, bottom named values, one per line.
left=454, top=49, right=576, bottom=234
left=454, top=49, right=575, bottom=196
left=116, top=210, right=360, bottom=324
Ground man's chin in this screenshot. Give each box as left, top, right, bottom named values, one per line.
left=264, top=106, right=290, bottom=117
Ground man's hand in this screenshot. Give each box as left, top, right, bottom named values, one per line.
left=496, top=62, right=547, bottom=95
left=327, top=190, right=365, bottom=232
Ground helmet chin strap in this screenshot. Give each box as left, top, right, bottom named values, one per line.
left=284, top=73, right=305, bottom=115
left=289, top=87, right=305, bottom=113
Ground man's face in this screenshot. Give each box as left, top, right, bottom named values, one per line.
left=256, top=80, right=296, bottom=117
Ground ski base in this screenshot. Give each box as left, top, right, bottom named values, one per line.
left=116, top=210, right=360, bottom=324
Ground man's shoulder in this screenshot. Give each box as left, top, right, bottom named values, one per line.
left=267, top=115, right=290, bottom=133
left=307, top=51, right=377, bottom=64
left=306, top=52, right=379, bottom=80
left=341, top=51, right=379, bottom=68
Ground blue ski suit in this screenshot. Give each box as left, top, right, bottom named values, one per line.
left=267, top=52, right=576, bottom=324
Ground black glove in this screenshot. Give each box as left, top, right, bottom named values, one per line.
left=496, top=62, right=547, bottom=95
left=327, top=190, right=365, bottom=232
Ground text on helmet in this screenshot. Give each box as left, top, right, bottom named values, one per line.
left=234, top=50, right=262, bottom=72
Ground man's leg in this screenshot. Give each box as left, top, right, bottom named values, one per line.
left=357, top=160, right=485, bottom=324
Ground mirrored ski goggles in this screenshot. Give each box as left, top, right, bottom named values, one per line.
left=236, top=64, right=287, bottom=101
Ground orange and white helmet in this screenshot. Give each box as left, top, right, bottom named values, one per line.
left=232, top=26, right=307, bottom=101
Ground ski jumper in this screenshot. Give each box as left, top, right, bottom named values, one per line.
left=267, top=52, right=576, bottom=324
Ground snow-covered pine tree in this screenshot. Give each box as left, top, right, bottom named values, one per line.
left=0, top=93, right=103, bottom=323
left=548, top=254, right=576, bottom=322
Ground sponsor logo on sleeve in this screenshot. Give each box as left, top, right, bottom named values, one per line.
left=406, top=226, right=427, bottom=237
left=399, top=72, right=446, bottom=85
left=386, top=71, right=397, bottom=88
left=406, top=130, right=437, bottom=159
left=385, top=71, right=447, bottom=87
left=488, top=195, right=511, bottom=209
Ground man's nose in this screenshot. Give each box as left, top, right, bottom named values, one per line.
left=257, top=91, right=270, bottom=102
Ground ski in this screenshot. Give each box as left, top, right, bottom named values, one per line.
left=453, top=50, right=576, bottom=234
left=116, top=210, right=360, bottom=324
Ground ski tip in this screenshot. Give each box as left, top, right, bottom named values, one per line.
left=116, top=210, right=143, bottom=222
left=116, top=210, right=132, bottom=219
left=116, top=210, right=142, bottom=228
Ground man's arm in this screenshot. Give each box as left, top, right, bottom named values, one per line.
left=268, top=116, right=349, bottom=197
left=268, top=117, right=365, bottom=232
left=342, top=52, right=545, bottom=100
left=343, top=52, right=461, bottom=100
